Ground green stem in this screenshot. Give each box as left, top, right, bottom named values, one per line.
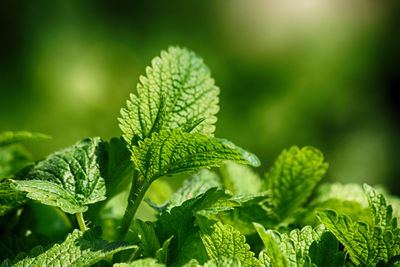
left=76, top=212, right=88, bottom=232
left=118, top=171, right=150, bottom=240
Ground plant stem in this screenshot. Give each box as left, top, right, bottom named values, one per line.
left=118, top=171, right=150, bottom=240
left=76, top=212, right=88, bottom=232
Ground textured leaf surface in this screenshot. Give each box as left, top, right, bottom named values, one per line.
left=317, top=210, right=400, bottom=265
left=314, top=183, right=368, bottom=207
left=0, top=131, right=49, bottom=147
left=114, top=258, right=165, bottom=266
left=255, top=223, right=327, bottom=267
left=0, top=180, right=27, bottom=215
left=131, top=130, right=257, bottom=183
left=119, top=46, right=219, bottom=146
left=264, top=146, right=328, bottom=222
left=167, top=169, right=221, bottom=211
left=12, top=138, right=107, bottom=214
left=219, top=162, right=262, bottom=195
left=197, top=216, right=261, bottom=267
left=156, top=189, right=236, bottom=265
left=2, top=229, right=136, bottom=267
left=182, top=257, right=241, bottom=267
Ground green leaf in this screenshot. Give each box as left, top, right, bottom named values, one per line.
left=264, top=146, right=328, bottom=222
left=12, top=138, right=107, bottom=214
left=156, top=236, right=173, bottom=264
left=182, top=257, right=241, bottom=267
left=317, top=210, right=400, bottom=265
left=0, top=131, right=50, bottom=147
left=0, top=180, right=27, bottom=216
left=254, top=223, right=288, bottom=267
left=119, top=46, right=219, bottom=146
left=214, top=138, right=261, bottom=167
left=297, top=199, right=372, bottom=227
left=313, top=183, right=368, bottom=207
left=167, top=169, right=221, bottom=211
left=134, top=219, right=160, bottom=258
left=309, top=232, right=346, bottom=267
left=131, top=129, right=258, bottom=183
left=155, top=189, right=236, bottom=265
left=254, top=223, right=327, bottom=267
left=364, top=184, right=397, bottom=230
left=196, top=216, right=261, bottom=267
left=114, top=258, right=165, bottom=267
left=2, top=228, right=136, bottom=267
left=219, top=162, right=262, bottom=195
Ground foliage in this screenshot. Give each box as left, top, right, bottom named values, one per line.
left=0, top=47, right=399, bottom=266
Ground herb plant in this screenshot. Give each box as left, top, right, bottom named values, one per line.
left=0, top=47, right=399, bottom=267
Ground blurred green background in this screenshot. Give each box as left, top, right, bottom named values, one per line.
left=1, top=0, right=399, bottom=194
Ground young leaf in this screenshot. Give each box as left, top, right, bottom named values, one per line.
left=114, top=258, right=165, bottom=267
left=134, top=219, right=160, bottom=258
left=219, top=162, right=262, bottom=195
left=167, top=169, right=221, bottom=211
left=317, top=184, right=400, bottom=265
left=364, top=184, right=397, bottom=230
left=196, top=216, right=261, bottom=267
left=317, top=210, right=400, bottom=266
left=0, top=131, right=49, bottom=147
left=1, top=228, right=136, bottom=267
left=12, top=138, right=107, bottom=214
left=264, top=146, right=328, bottom=222
left=155, top=189, right=236, bottom=265
left=254, top=223, right=328, bottom=267
left=155, top=236, right=173, bottom=264
left=119, top=46, right=219, bottom=145
left=131, top=129, right=258, bottom=183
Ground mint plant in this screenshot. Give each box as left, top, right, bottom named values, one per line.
left=0, top=47, right=399, bottom=266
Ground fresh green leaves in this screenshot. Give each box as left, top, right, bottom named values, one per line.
left=317, top=185, right=400, bottom=266
left=119, top=46, right=219, bottom=146
left=1, top=228, right=136, bottom=267
left=131, top=129, right=259, bottom=183
left=197, top=216, right=260, bottom=267
left=264, top=146, right=328, bottom=222
left=12, top=138, right=107, bottom=214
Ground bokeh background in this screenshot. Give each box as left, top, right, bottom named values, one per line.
left=1, top=0, right=399, bottom=194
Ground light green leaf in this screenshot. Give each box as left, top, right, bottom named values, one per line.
left=196, top=216, right=261, bottom=267
left=219, top=162, right=262, bottom=195
left=182, top=257, right=241, bottom=267
left=2, top=228, right=136, bottom=267
left=364, top=184, right=397, bottom=230
left=264, top=146, right=328, bottom=222
left=0, top=131, right=50, bottom=147
left=131, top=129, right=258, bottom=183
left=313, top=183, right=368, bottom=207
left=0, top=180, right=27, bottom=216
left=119, top=46, right=219, bottom=146
left=214, top=139, right=260, bottom=167
left=167, top=169, right=221, bottom=211
left=254, top=223, right=288, bottom=267
left=114, top=258, right=165, bottom=267
left=317, top=210, right=400, bottom=265
left=12, top=138, right=107, bottom=214
left=254, top=223, right=327, bottom=267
